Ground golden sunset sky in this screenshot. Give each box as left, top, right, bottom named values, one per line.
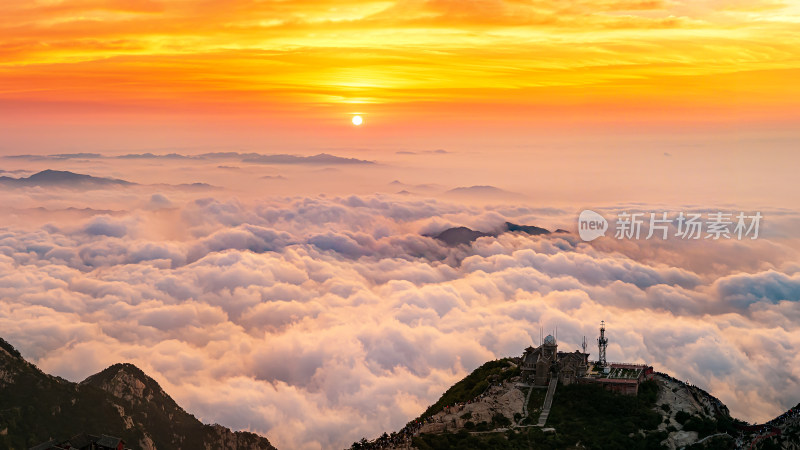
left=2, top=4, right=800, bottom=448
left=1, top=0, right=799, bottom=149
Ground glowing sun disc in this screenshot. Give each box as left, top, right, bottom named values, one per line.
left=352, top=115, right=363, bottom=126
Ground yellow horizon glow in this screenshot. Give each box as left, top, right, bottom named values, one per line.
left=0, top=0, right=799, bottom=127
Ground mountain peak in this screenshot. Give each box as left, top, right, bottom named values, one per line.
left=0, top=337, right=276, bottom=449
left=444, top=185, right=524, bottom=199
left=0, top=336, right=23, bottom=360
left=0, top=169, right=134, bottom=188
left=30, top=169, right=80, bottom=177
left=433, top=226, right=492, bottom=246
left=84, top=362, right=151, bottom=387
left=431, top=222, right=554, bottom=246
left=29, top=169, right=121, bottom=182
left=504, top=222, right=550, bottom=235
left=82, top=362, right=174, bottom=408
left=83, top=362, right=148, bottom=382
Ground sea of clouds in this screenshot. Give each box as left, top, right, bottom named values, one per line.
left=1, top=186, right=799, bottom=449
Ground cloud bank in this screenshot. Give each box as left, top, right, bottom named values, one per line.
left=0, top=193, right=799, bottom=449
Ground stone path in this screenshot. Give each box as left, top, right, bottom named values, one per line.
left=513, top=384, right=534, bottom=426
left=536, top=378, right=557, bottom=427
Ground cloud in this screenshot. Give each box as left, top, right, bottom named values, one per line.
left=0, top=193, right=799, bottom=450
left=2, top=151, right=373, bottom=166
left=444, top=185, right=525, bottom=199
left=83, top=216, right=128, bottom=237
left=117, top=152, right=197, bottom=160
left=241, top=153, right=374, bottom=165
left=713, top=270, right=800, bottom=308
left=146, top=193, right=173, bottom=210
left=396, top=149, right=450, bottom=155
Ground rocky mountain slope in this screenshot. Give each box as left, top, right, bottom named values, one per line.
left=350, top=358, right=799, bottom=450
left=0, top=337, right=276, bottom=450
left=3, top=332, right=797, bottom=450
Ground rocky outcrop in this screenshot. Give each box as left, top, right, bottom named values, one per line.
left=0, top=337, right=277, bottom=450
left=370, top=371, right=744, bottom=449
left=204, top=424, right=277, bottom=450
left=653, top=374, right=730, bottom=450
left=419, top=381, right=525, bottom=433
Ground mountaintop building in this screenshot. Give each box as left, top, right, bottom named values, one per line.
left=519, top=323, right=653, bottom=395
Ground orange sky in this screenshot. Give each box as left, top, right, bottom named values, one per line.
left=1, top=0, right=799, bottom=151
left=2, top=5, right=800, bottom=445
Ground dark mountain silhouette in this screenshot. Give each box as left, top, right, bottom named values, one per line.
left=4, top=152, right=371, bottom=165
left=433, top=227, right=493, bottom=246
left=432, top=222, right=559, bottom=246
left=0, top=170, right=221, bottom=191
left=4, top=153, right=102, bottom=161
left=242, top=153, right=373, bottom=165
left=446, top=185, right=503, bottom=194
left=504, top=222, right=550, bottom=235
left=0, top=170, right=134, bottom=189
left=444, top=185, right=524, bottom=199
left=387, top=180, right=441, bottom=192
left=152, top=182, right=219, bottom=191
left=117, top=152, right=195, bottom=160
left=0, top=337, right=276, bottom=450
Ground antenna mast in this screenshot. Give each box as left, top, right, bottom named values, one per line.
left=597, top=320, right=608, bottom=367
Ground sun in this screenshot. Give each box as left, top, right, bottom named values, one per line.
left=351, top=115, right=363, bottom=126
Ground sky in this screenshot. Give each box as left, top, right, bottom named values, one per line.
left=1, top=1, right=799, bottom=449
left=1, top=0, right=799, bottom=150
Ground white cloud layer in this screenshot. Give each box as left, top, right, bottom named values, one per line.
left=1, top=193, right=799, bottom=449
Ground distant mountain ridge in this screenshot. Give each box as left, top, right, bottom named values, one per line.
left=0, top=337, right=276, bottom=450
left=444, top=185, right=524, bottom=199
left=431, top=222, right=556, bottom=246
left=4, top=152, right=374, bottom=165
left=0, top=170, right=218, bottom=191
left=0, top=169, right=133, bottom=188
left=241, top=152, right=373, bottom=165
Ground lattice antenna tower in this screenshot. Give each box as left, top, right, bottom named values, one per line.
left=598, top=320, right=608, bottom=366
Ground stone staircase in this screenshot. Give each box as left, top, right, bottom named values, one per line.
left=536, top=378, right=557, bottom=427
left=515, top=384, right=534, bottom=426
